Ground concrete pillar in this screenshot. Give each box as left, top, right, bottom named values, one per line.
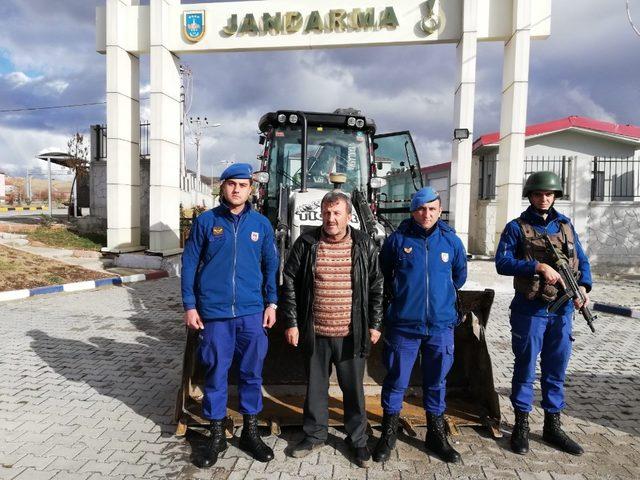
left=494, top=0, right=532, bottom=250
left=148, top=0, right=182, bottom=255
left=571, top=155, right=591, bottom=251
left=450, top=0, right=478, bottom=250
left=105, top=0, right=142, bottom=252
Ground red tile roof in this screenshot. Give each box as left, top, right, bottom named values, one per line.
left=472, top=116, right=640, bottom=151
left=420, top=161, right=451, bottom=174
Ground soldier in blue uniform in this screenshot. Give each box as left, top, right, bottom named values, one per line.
left=496, top=171, right=591, bottom=456
left=181, top=163, right=279, bottom=468
left=374, top=186, right=467, bottom=464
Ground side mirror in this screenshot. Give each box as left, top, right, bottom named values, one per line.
left=252, top=171, right=270, bottom=184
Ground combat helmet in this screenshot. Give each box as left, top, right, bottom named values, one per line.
left=522, top=171, right=563, bottom=198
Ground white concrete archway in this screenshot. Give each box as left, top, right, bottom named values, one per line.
left=97, top=0, right=551, bottom=255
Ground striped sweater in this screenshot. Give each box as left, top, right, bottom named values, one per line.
left=313, top=232, right=353, bottom=337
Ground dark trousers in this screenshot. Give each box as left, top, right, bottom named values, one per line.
left=303, top=335, right=368, bottom=447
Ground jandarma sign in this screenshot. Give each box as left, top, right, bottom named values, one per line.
left=221, top=7, right=400, bottom=37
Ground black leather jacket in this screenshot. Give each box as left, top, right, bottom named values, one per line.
left=280, top=227, right=384, bottom=357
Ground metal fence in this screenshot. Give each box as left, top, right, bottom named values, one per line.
left=591, top=156, right=640, bottom=201
left=478, top=155, right=572, bottom=200
left=478, top=155, right=497, bottom=200
left=91, top=123, right=150, bottom=161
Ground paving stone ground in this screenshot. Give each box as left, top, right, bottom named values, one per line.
left=1, top=266, right=639, bottom=479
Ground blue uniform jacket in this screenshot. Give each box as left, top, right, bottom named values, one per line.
left=495, top=206, right=592, bottom=316
left=380, top=218, right=467, bottom=336
left=181, top=202, right=279, bottom=320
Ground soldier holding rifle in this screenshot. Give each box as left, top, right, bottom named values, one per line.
left=496, top=171, right=593, bottom=457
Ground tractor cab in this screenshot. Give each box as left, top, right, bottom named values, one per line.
left=255, top=109, right=424, bottom=253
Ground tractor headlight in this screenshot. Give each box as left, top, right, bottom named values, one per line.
left=355, top=119, right=365, bottom=128
left=277, top=114, right=286, bottom=123
left=252, top=171, right=270, bottom=184
left=289, top=114, right=298, bottom=124
left=347, top=117, right=356, bottom=127
left=370, top=177, right=387, bottom=189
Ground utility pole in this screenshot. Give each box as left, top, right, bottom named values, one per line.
left=179, top=64, right=192, bottom=178
left=26, top=167, right=31, bottom=203
left=188, top=117, right=221, bottom=184
left=48, top=157, right=52, bottom=217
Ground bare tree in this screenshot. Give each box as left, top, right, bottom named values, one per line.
left=66, top=132, right=89, bottom=218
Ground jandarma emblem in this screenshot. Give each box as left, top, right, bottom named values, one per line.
left=184, top=10, right=205, bottom=42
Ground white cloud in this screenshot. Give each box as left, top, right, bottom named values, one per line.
left=3, top=71, right=41, bottom=88
left=45, top=79, right=69, bottom=94
left=565, top=87, right=617, bottom=123
left=0, top=125, right=73, bottom=176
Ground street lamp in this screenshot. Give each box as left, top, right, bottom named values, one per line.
left=188, top=117, right=221, bottom=182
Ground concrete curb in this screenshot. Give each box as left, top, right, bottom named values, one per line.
left=593, top=302, right=640, bottom=319
left=0, top=206, right=49, bottom=212
left=0, top=270, right=169, bottom=303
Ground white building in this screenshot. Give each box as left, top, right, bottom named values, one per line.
left=469, top=116, right=640, bottom=273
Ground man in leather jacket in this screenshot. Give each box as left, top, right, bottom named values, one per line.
left=280, top=191, right=383, bottom=468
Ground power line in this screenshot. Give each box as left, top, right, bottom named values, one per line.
left=0, top=96, right=151, bottom=113
left=0, top=101, right=106, bottom=113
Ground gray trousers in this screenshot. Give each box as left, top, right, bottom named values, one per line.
left=303, top=335, right=368, bottom=447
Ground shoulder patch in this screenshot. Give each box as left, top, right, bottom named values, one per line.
left=213, top=226, right=224, bottom=236
left=403, top=247, right=413, bottom=254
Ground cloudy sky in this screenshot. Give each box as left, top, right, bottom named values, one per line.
left=1, top=0, right=639, bottom=179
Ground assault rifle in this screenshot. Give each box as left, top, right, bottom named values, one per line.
left=543, top=234, right=596, bottom=333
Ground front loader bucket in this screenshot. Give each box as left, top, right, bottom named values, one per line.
left=174, top=289, right=500, bottom=438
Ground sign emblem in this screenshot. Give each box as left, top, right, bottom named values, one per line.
left=420, top=0, right=442, bottom=36
left=441, top=252, right=449, bottom=263
left=213, top=226, right=223, bottom=236
left=403, top=247, right=413, bottom=254
left=184, top=10, right=205, bottom=43
left=251, top=232, right=260, bottom=242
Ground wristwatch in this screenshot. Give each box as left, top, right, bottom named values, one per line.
left=267, top=303, right=278, bottom=310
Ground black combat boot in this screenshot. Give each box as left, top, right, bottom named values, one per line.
left=193, top=419, right=228, bottom=468
left=542, top=411, right=584, bottom=456
left=373, top=413, right=400, bottom=463
left=424, top=413, right=461, bottom=463
left=510, top=410, right=530, bottom=455
left=238, top=414, right=275, bottom=462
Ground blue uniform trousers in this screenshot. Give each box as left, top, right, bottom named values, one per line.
left=381, top=328, right=455, bottom=416
left=198, top=312, right=268, bottom=420
left=510, top=311, right=573, bottom=413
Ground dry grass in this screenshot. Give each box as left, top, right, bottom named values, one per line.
left=0, top=244, right=114, bottom=292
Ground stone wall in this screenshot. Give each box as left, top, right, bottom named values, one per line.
left=87, top=159, right=213, bottom=246
left=587, top=202, right=640, bottom=274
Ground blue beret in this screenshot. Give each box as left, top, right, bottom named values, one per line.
left=410, top=186, right=440, bottom=211
left=220, top=163, right=253, bottom=181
